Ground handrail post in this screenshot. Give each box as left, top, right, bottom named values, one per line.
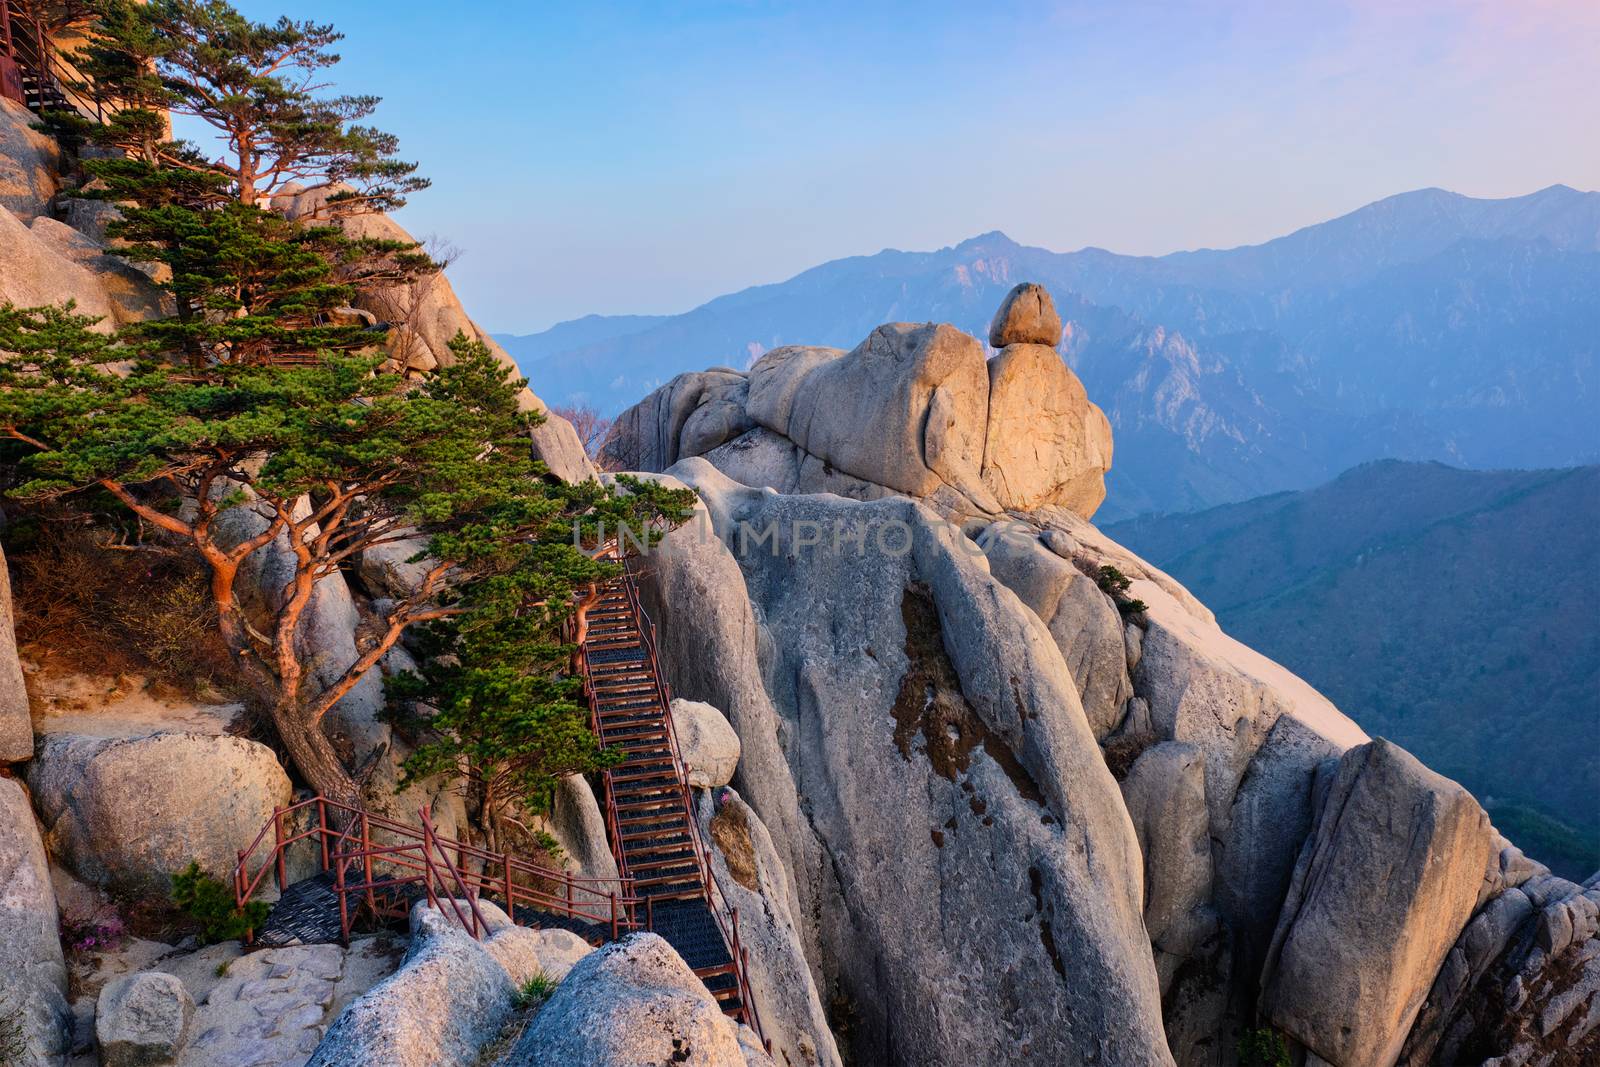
left=334, top=836, right=350, bottom=946
left=272, top=806, right=286, bottom=891
left=610, top=892, right=618, bottom=940
left=504, top=853, right=514, bottom=918
left=361, top=811, right=375, bottom=915
left=317, top=797, right=330, bottom=871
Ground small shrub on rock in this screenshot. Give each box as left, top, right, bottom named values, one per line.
left=59, top=904, right=127, bottom=957
left=515, top=971, right=557, bottom=1008
left=170, top=862, right=267, bottom=946
left=1096, top=564, right=1149, bottom=617
left=1237, top=1027, right=1292, bottom=1067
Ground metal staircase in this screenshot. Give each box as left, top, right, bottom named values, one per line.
left=232, top=552, right=770, bottom=1049
left=2, top=2, right=102, bottom=118
left=577, top=562, right=758, bottom=1025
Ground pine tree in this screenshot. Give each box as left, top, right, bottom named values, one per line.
left=89, top=158, right=430, bottom=368
left=0, top=312, right=695, bottom=805
left=71, top=0, right=426, bottom=212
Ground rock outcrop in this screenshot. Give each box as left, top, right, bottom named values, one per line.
left=174, top=941, right=376, bottom=1067
left=0, top=542, right=31, bottom=763
left=506, top=933, right=766, bottom=1067
left=1121, top=742, right=1218, bottom=996
left=602, top=368, right=752, bottom=472
left=1401, top=868, right=1599, bottom=1066
left=542, top=773, right=623, bottom=886
left=25, top=215, right=168, bottom=325
left=27, top=728, right=292, bottom=894
left=641, top=460, right=1172, bottom=1067
left=306, top=901, right=570, bottom=1067
left=0, top=777, right=70, bottom=1067
left=601, top=285, right=1113, bottom=518
left=1260, top=739, right=1494, bottom=1067
left=96, top=971, right=195, bottom=1067
left=0, top=202, right=119, bottom=328
left=697, top=789, right=842, bottom=1067
left=0, top=97, right=58, bottom=221
left=672, top=697, right=741, bottom=789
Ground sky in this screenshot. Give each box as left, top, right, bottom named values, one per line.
left=224, top=0, right=1600, bottom=334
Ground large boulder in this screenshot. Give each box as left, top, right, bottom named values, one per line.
left=0, top=542, right=31, bottom=763
left=0, top=204, right=118, bottom=328
left=530, top=773, right=621, bottom=889
left=27, top=729, right=291, bottom=895
left=988, top=281, right=1063, bottom=348
left=600, top=369, right=751, bottom=472
left=0, top=778, right=70, bottom=1066
left=982, top=340, right=1113, bottom=514
left=270, top=182, right=593, bottom=483
left=0, top=97, right=58, bottom=221
left=306, top=901, right=534, bottom=1067
left=357, top=534, right=436, bottom=599
left=1260, top=738, right=1495, bottom=1067
left=26, top=216, right=169, bottom=325
left=96, top=972, right=194, bottom=1067
left=505, top=933, right=754, bottom=1067
left=640, top=460, right=1172, bottom=1067
left=764, top=321, right=1000, bottom=513
left=696, top=789, right=842, bottom=1067
left=671, top=697, right=741, bottom=788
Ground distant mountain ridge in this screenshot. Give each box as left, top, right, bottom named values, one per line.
left=1107, top=459, right=1600, bottom=877
left=498, top=185, right=1600, bottom=518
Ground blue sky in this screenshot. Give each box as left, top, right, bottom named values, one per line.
left=225, top=1, right=1600, bottom=333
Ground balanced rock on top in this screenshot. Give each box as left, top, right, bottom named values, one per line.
left=988, top=281, right=1063, bottom=348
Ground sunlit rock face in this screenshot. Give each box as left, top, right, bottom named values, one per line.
left=602, top=283, right=1112, bottom=519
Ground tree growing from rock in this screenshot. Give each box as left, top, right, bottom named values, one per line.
left=89, top=157, right=431, bottom=368
left=68, top=0, right=427, bottom=212
left=0, top=309, right=694, bottom=806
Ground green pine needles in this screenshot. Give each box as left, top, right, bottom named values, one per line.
left=0, top=307, right=693, bottom=807
left=171, top=862, right=268, bottom=945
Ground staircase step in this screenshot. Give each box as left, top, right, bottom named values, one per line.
left=611, top=766, right=678, bottom=785
left=621, top=826, right=691, bottom=844
left=611, top=796, right=688, bottom=812
left=627, top=844, right=699, bottom=865
left=633, top=871, right=704, bottom=888
left=593, top=684, right=653, bottom=696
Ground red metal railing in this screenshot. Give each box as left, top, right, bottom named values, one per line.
left=233, top=795, right=646, bottom=945
left=0, top=3, right=104, bottom=118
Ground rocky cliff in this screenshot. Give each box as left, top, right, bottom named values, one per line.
left=601, top=283, right=1598, bottom=1067
left=1, top=89, right=1594, bottom=1065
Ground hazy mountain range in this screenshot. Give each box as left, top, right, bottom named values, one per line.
left=500, top=184, right=1600, bottom=520
left=1109, top=460, right=1600, bottom=878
